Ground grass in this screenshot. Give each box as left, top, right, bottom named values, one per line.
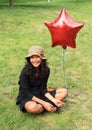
left=0, top=0, right=92, bottom=130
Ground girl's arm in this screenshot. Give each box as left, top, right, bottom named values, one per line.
left=45, top=92, right=64, bottom=107
left=19, top=68, right=34, bottom=100
left=32, top=96, right=56, bottom=112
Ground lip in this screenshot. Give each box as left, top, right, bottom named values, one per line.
left=33, top=61, right=39, bottom=64
left=32, top=61, right=40, bottom=67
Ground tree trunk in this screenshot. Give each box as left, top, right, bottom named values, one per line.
left=10, top=0, right=14, bottom=7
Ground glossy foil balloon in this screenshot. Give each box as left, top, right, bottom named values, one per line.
left=45, top=8, right=84, bottom=49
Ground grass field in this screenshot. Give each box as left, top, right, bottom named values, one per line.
left=0, top=0, right=92, bottom=130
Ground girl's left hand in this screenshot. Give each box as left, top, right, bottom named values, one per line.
left=52, top=99, right=64, bottom=107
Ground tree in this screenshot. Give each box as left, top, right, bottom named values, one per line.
left=9, top=0, right=50, bottom=7
left=10, top=0, right=14, bottom=7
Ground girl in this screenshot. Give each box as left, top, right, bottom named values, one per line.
left=16, top=46, right=68, bottom=114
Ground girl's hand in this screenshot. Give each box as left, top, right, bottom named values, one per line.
left=52, top=99, right=64, bottom=107
left=42, top=102, right=56, bottom=112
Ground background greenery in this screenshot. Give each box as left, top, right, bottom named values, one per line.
left=0, top=0, right=92, bottom=130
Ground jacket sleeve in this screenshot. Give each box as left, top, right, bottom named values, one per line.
left=19, top=68, right=34, bottom=100
left=41, top=68, right=50, bottom=95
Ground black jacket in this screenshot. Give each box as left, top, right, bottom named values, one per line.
left=16, top=67, right=50, bottom=105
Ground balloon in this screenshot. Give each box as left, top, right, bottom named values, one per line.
left=44, top=8, right=84, bottom=49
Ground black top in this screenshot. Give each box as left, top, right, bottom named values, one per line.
left=16, top=66, right=50, bottom=105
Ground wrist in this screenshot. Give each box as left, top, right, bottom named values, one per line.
left=51, top=97, right=56, bottom=103
left=41, top=101, right=47, bottom=106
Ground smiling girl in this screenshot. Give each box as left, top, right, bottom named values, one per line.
left=16, top=46, right=68, bottom=114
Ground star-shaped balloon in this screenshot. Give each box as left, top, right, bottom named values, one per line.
left=44, top=8, right=84, bottom=49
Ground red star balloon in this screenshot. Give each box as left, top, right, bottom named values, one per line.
left=44, top=8, right=84, bottom=49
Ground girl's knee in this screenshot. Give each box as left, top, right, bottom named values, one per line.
left=55, top=88, right=68, bottom=100
left=57, top=88, right=68, bottom=96
left=25, top=101, right=44, bottom=114
left=25, top=101, right=36, bottom=113
left=62, top=88, right=68, bottom=97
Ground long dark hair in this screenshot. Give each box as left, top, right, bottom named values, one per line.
left=24, top=58, right=50, bottom=79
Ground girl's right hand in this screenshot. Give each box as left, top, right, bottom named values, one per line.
left=52, top=99, right=64, bottom=107
left=42, top=102, right=56, bottom=112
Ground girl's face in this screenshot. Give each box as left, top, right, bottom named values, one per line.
left=30, top=55, right=42, bottom=68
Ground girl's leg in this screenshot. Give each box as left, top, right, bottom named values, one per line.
left=24, top=101, right=44, bottom=114
left=55, top=88, right=68, bottom=101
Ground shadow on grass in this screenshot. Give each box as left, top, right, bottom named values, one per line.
left=0, top=0, right=89, bottom=10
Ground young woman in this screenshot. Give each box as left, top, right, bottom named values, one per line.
left=16, top=46, right=68, bottom=114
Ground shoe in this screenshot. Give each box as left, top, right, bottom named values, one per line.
left=55, top=107, right=60, bottom=113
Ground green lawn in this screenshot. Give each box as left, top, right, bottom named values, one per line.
left=0, top=0, right=92, bottom=130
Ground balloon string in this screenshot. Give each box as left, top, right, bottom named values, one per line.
left=62, top=49, right=67, bottom=88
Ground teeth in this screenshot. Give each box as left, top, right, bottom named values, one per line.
left=32, top=61, right=40, bottom=66
left=34, top=62, right=38, bottom=65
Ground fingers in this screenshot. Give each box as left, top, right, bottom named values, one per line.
left=50, top=105, right=56, bottom=112
left=55, top=101, right=64, bottom=107
left=47, top=104, right=56, bottom=112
